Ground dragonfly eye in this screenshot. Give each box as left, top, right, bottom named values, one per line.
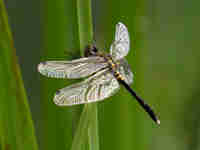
left=84, top=44, right=98, bottom=57
left=55, top=90, right=61, bottom=95
left=92, top=46, right=98, bottom=53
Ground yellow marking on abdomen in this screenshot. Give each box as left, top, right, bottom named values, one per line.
left=114, top=71, right=124, bottom=80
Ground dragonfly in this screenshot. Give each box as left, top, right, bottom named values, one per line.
left=38, top=22, right=160, bottom=125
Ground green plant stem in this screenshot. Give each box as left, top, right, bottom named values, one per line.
left=77, top=0, right=93, bottom=53
left=71, top=0, right=100, bottom=150
left=41, top=0, right=81, bottom=150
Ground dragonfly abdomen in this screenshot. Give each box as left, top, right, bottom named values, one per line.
left=114, top=71, right=124, bottom=81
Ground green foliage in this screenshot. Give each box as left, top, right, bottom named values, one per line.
left=40, top=0, right=81, bottom=149
left=0, top=0, right=38, bottom=149
left=7, top=0, right=200, bottom=149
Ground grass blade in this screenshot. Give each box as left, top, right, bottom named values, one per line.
left=71, top=0, right=100, bottom=150
left=40, top=0, right=81, bottom=149
left=0, top=0, right=38, bottom=149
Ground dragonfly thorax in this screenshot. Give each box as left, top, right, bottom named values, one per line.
left=100, top=53, right=125, bottom=81
left=84, top=44, right=119, bottom=72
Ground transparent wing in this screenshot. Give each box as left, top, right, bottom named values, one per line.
left=110, top=22, right=130, bottom=60
left=117, top=58, right=133, bottom=85
left=53, top=69, right=120, bottom=106
left=38, top=56, right=108, bottom=79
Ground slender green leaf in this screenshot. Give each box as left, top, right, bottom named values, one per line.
left=71, top=0, right=100, bottom=150
left=40, top=0, right=81, bottom=150
left=0, top=0, right=38, bottom=150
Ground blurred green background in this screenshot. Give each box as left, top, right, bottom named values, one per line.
left=2, top=0, right=200, bottom=149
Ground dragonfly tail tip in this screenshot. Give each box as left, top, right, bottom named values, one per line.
left=157, top=119, right=160, bottom=125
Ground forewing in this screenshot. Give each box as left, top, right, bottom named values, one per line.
left=117, top=58, right=134, bottom=85
left=38, top=56, right=108, bottom=79
left=110, top=22, right=130, bottom=60
left=53, top=69, right=120, bottom=106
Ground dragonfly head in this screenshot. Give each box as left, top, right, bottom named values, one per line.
left=84, top=44, right=98, bottom=57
